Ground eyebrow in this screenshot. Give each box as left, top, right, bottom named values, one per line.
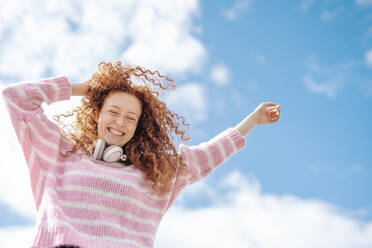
left=108, top=105, right=140, bottom=117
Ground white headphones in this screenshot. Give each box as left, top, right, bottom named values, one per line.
left=92, top=139, right=127, bottom=163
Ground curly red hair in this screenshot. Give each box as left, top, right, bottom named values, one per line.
left=54, top=61, right=190, bottom=195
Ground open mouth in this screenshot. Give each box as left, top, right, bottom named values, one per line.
left=107, top=127, right=125, bottom=136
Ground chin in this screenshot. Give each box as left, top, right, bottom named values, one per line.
left=106, top=140, right=125, bottom=147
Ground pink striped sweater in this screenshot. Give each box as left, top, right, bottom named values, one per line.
left=2, top=76, right=246, bottom=248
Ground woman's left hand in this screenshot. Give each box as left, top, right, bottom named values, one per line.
left=253, top=102, right=281, bottom=125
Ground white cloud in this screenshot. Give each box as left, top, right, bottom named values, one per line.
left=356, top=0, right=372, bottom=5
left=174, top=179, right=218, bottom=206
left=156, top=170, right=372, bottom=248
left=302, top=74, right=342, bottom=98
left=163, top=83, right=208, bottom=123
left=209, top=63, right=230, bottom=86
left=0, top=0, right=206, bottom=82
left=122, top=1, right=207, bottom=75
left=0, top=225, right=36, bottom=248
left=222, top=0, right=252, bottom=21
left=301, top=55, right=355, bottom=98
left=365, top=49, right=372, bottom=67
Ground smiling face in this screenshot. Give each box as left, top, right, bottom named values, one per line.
left=97, top=90, right=142, bottom=147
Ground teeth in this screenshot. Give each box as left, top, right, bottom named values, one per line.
left=109, top=128, right=124, bottom=136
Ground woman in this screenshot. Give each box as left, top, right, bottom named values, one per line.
left=2, top=61, right=280, bottom=248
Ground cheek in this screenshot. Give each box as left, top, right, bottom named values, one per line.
left=98, top=115, right=109, bottom=132
left=99, top=114, right=112, bottom=125
left=128, top=122, right=139, bottom=134
left=97, top=119, right=103, bottom=136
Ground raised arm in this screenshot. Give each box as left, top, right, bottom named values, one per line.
left=1, top=77, right=92, bottom=164
left=1, top=76, right=77, bottom=162
left=1, top=76, right=76, bottom=209
left=1, top=76, right=74, bottom=164
left=165, top=102, right=281, bottom=209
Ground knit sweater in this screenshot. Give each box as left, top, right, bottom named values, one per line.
left=2, top=76, right=247, bottom=248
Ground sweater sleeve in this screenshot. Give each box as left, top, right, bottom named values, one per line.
left=1, top=76, right=73, bottom=209
left=179, top=127, right=246, bottom=186
left=164, top=127, right=246, bottom=211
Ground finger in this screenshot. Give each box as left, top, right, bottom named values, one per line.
left=266, top=106, right=277, bottom=111
left=267, top=108, right=280, bottom=113
left=272, top=115, right=279, bottom=120
left=266, top=102, right=279, bottom=106
left=266, top=104, right=280, bottom=110
left=270, top=111, right=280, bottom=118
left=264, top=102, right=277, bottom=107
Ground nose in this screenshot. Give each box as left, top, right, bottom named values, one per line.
left=114, top=117, right=125, bottom=126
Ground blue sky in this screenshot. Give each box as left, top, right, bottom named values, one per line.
left=194, top=0, right=372, bottom=211
left=0, top=0, right=371, bottom=247
left=174, top=0, right=372, bottom=217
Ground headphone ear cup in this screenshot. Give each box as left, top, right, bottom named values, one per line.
left=93, top=139, right=106, bottom=160
left=102, top=145, right=123, bottom=163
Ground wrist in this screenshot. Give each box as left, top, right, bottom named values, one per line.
left=72, top=82, right=89, bottom=96
left=235, top=112, right=258, bottom=136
